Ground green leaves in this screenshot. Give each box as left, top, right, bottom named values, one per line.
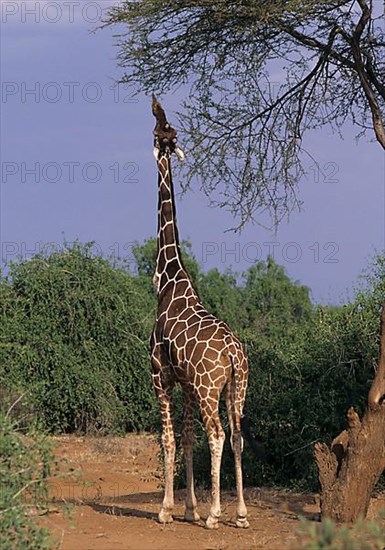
left=0, top=412, right=55, bottom=549
left=1, top=242, right=157, bottom=434
left=298, top=513, right=385, bottom=549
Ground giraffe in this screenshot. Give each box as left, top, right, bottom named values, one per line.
left=150, top=96, right=249, bottom=530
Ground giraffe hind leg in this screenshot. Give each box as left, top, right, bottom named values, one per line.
left=206, top=425, right=225, bottom=529
left=181, top=392, right=200, bottom=523
left=200, top=396, right=225, bottom=530
left=225, top=376, right=249, bottom=528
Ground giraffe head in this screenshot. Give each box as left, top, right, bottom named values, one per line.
left=152, top=95, right=185, bottom=162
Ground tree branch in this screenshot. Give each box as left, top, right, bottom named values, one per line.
left=278, top=24, right=356, bottom=71
left=346, top=0, right=385, bottom=148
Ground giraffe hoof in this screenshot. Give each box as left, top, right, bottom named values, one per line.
left=158, top=509, right=173, bottom=524
left=184, top=509, right=200, bottom=523
left=206, top=515, right=219, bottom=530
left=236, top=517, right=249, bottom=529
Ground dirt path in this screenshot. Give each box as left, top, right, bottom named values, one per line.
left=40, top=435, right=384, bottom=549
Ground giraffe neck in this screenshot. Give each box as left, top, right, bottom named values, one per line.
left=154, top=153, right=192, bottom=297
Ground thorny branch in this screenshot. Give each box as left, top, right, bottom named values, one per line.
left=106, top=0, right=385, bottom=227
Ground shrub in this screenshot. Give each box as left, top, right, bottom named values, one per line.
left=0, top=408, right=55, bottom=549
left=0, top=242, right=157, bottom=434
left=297, top=514, right=385, bottom=549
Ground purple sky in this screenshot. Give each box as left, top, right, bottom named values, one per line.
left=1, top=1, right=384, bottom=304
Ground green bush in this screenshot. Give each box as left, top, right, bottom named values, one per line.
left=242, top=302, right=376, bottom=489
left=297, top=515, right=385, bottom=549
left=0, top=409, right=55, bottom=549
left=0, top=242, right=157, bottom=433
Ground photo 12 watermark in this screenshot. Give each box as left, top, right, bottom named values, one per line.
left=17, top=479, right=141, bottom=506
left=1, top=241, right=139, bottom=266
left=201, top=241, right=340, bottom=265
left=1, top=82, right=138, bottom=104
left=1, top=1, right=105, bottom=24
left=1, top=161, right=139, bottom=184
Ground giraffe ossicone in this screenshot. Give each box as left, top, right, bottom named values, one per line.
left=150, top=96, right=250, bottom=530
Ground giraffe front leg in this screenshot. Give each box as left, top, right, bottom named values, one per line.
left=152, top=369, right=175, bottom=524
left=181, top=397, right=200, bottom=523
left=159, top=422, right=176, bottom=524
left=205, top=415, right=225, bottom=530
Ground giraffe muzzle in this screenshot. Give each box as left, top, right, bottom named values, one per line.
left=152, top=96, right=185, bottom=162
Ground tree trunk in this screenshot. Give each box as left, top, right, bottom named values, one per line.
left=314, top=302, right=385, bottom=523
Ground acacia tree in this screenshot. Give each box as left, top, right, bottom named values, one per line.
left=106, top=0, right=385, bottom=227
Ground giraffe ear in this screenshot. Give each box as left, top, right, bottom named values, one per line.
left=175, top=147, right=185, bottom=162
left=153, top=146, right=160, bottom=160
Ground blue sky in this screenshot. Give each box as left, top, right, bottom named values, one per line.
left=1, top=0, right=384, bottom=304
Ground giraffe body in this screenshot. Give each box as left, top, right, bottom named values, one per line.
left=150, top=97, right=249, bottom=529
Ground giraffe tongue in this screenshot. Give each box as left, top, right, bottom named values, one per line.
left=152, top=94, right=168, bottom=131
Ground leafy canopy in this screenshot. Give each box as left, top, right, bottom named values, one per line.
left=106, top=0, right=385, bottom=227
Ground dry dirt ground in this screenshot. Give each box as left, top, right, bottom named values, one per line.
left=39, top=434, right=385, bottom=550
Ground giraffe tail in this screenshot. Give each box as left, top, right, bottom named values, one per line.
left=229, top=355, right=266, bottom=461
left=240, top=415, right=266, bottom=461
